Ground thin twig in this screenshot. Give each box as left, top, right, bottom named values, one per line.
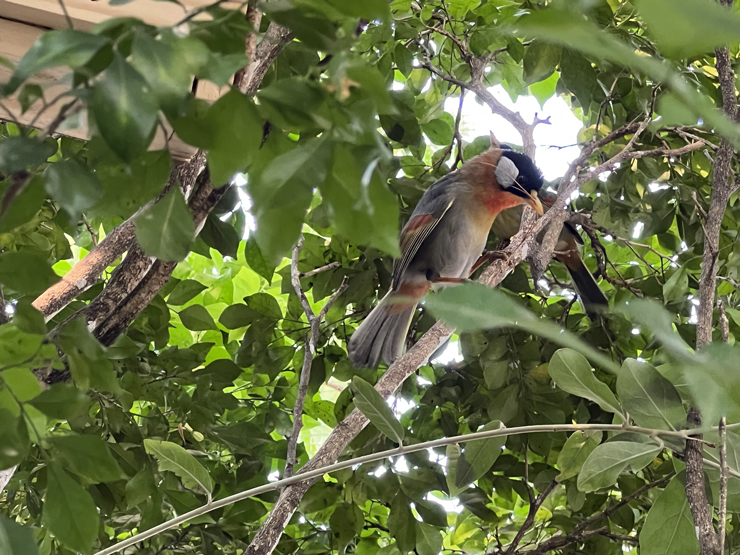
left=57, top=0, right=74, bottom=28
left=501, top=480, right=557, bottom=555
left=285, top=237, right=348, bottom=478
left=300, top=261, right=341, bottom=279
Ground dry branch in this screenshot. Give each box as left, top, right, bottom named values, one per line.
left=285, top=236, right=349, bottom=478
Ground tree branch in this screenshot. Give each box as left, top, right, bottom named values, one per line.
left=499, top=480, right=557, bottom=555
left=686, top=5, right=737, bottom=550
left=285, top=236, right=348, bottom=478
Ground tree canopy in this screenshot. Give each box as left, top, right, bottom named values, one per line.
left=1, top=1, right=740, bottom=555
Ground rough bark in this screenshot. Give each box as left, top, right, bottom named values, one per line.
left=685, top=4, right=737, bottom=552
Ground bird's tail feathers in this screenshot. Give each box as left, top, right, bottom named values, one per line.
left=348, top=291, right=417, bottom=369
left=566, top=261, right=608, bottom=319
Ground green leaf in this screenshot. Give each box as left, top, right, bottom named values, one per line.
left=249, top=136, right=332, bottom=262
left=56, top=318, right=118, bottom=393
left=4, top=30, right=108, bottom=94
left=421, top=114, right=454, bottom=145
left=91, top=150, right=172, bottom=219
left=548, top=349, right=622, bottom=415
left=617, top=359, right=686, bottom=431
left=166, top=279, right=207, bottom=305
left=12, top=300, right=46, bottom=336
left=0, top=175, right=46, bottom=233
left=0, top=137, right=56, bottom=174
left=130, top=31, right=191, bottom=114
left=0, top=252, right=60, bottom=295
left=530, top=71, right=559, bottom=107
left=577, top=441, right=661, bottom=492
left=394, top=43, right=414, bottom=77
left=620, top=299, right=693, bottom=361
left=135, top=187, right=195, bottom=262
left=685, top=343, right=740, bottom=426
left=0, top=411, right=29, bottom=469
left=351, top=377, right=404, bottom=445
left=144, top=439, right=213, bottom=499
left=218, top=304, right=258, bottom=329
left=415, top=523, right=443, bottom=555
left=91, top=53, right=159, bottom=162
left=523, top=41, right=561, bottom=85
left=244, top=239, right=276, bottom=282
left=29, top=384, right=90, bottom=420
left=245, top=292, right=283, bottom=320
left=639, top=474, right=699, bottom=555
left=44, top=160, right=102, bottom=220
left=0, top=517, right=38, bottom=555
left=199, top=214, right=240, bottom=258
left=638, top=0, right=740, bottom=59
left=206, top=89, right=263, bottom=186
left=662, top=268, right=688, bottom=304
left=388, top=492, right=415, bottom=553
left=49, top=435, right=125, bottom=483
left=43, top=465, right=99, bottom=554
left=325, top=0, right=388, bottom=19
left=445, top=444, right=464, bottom=497
left=192, top=359, right=242, bottom=386
left=556, top=430, right=602, bottom=482
left=0, top=325, right=43, bottom=367
left=455, top=420, right=506, bottom=487
left=425, top=284, right=619, bottom=373
left=179, top=305, right=218, bottom=331
left=414, top=499, right=448, bottom=527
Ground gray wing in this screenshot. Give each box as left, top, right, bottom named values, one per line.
left=391, top=174, right=457, bottom=288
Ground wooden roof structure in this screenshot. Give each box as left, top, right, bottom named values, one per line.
left=0, top=0, right=233, bottom=161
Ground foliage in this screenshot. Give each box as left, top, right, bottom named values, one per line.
left=0, top=0, right=740, bottom=554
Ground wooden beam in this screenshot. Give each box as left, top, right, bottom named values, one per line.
left=0, top=0, right=237, bottom=161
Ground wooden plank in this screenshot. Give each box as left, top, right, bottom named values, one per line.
left=0, top=15, right=216, bottom=161
left=0, top=0, right=217, bottom=30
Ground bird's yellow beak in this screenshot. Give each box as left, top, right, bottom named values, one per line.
left=528, top=191, right=544, bottom=215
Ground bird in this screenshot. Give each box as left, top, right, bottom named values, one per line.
left=348, top=138, right=544, bottom=369
left=490, top=152, right=608, bottom=319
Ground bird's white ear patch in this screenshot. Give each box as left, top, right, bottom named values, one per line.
left=495, top=156, right=519, bottom=188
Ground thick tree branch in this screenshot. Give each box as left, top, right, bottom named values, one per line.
left=686, top=6, right=737, bottom=551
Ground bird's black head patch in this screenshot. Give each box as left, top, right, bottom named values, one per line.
left=495, top=146, right=544, bottom=200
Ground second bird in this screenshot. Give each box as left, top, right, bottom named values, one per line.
left=348, top=140, right=544, bottom=369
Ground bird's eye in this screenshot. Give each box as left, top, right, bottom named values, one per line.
left=495, top=156, right=519, bottom=189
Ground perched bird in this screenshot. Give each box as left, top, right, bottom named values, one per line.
left=490, top=161, right=608, bottom=319
left=348, top=142, right=544, bottom=369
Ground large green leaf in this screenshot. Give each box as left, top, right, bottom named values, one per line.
left=0, top=252, right=60, bottom=295
left=206, top=89, right=263, bottom=186
left=415, top=522, right=443, bottom=555
left=638, top=0, right=740, bottom=59
left=28, top=384, right=90, bottom=420
left=0, top=517, right=38, bottom=555
left=556, top=430, right=602, bottom=482
left=0, top=137, right=56, bottom=174
left=91, top=53, right=159, bottom=162
left=639, top=474, right=699, bottom=555
left=617, top=359, right=685, bottom=431
left=4, top=30, right=108, bottom=94
left=0, top=325, right=43, bottom=367
left=135, top=187, right=195, bottom=262
left=43, top=465, right=99, bottom=554
left=166, top=279, right=207, bottom=306
left=0, top=411, right=29, bottom=470
left=388, top=492, right=415, bottom=553
left=425, top=284, right=619, bottom=373
left=619, top=299, right=693, bottom=361
left=44, top=160, right=102, bottom=220
left=547, top=349, right=622, bottom=414
left=179, top=305, right=218, bottom=332
left=351, top=377, right=404, bottom=445
left=455, top=420, right=506, bottom=487
left=577, top=441, right=661, bottom=492
left=522, top=41, right=561, bottom=85
left=144, top=439, right=213, bottom=499
left=684, top=343, right=740, bottom=426
left=49, top=435, right=125, bottom=483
